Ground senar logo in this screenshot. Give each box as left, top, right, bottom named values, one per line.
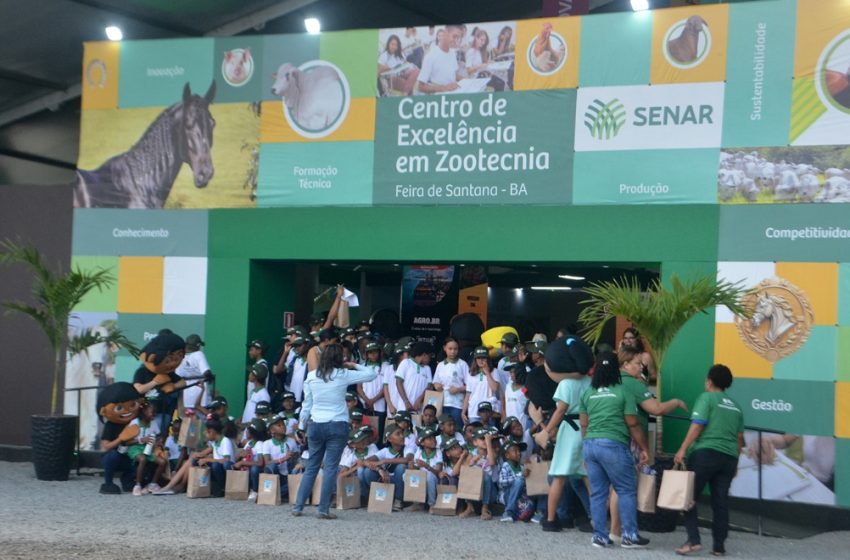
left=584, top=98, right=626, bottom=140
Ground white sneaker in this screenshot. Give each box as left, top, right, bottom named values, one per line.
left=132, top=484, right=142, bottom=497
left=500, top=515, right=515, bottom=523
left=247, top=490, right=258, bottom=502
left=146, top=483, right=161, bottom=494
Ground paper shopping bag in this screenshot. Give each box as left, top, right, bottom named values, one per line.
left=457, top=466, right=484, bottom=501
left=287, top=472, right=308, bottom=505
left=423, top=390, right=444, bottom=417
left=257, top=474, right=281, bottom=506
left=311, top=471, right=324, bottom=505
left=336, top=476, right=361, bottom=510
left=404, top=469, right=427, bottom=503
left=525, top=461, right=551, bottom=496
left=637, top=469, right=657, bottom=513
left=432, top=484, right=458, bottom=516
left=657, top=465, right=695, bottom=511
left=178, top=416, right=203, bottom=449
left=367, top=482, right=395, bottom=514
left=225, top=469, right=249, bottom=501
left=187, top=467, right=210, bottom=498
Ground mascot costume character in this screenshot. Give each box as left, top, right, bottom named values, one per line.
left=97, top=382, right=143, bottom=494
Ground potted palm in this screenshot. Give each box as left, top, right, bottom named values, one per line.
left=0, top=240, right=139, bottom=481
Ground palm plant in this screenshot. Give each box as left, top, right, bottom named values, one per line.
left=579, top=273, right=750, bottom=374
left=0, top=239, right=139, bottom=416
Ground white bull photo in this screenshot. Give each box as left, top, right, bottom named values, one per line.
left=272, top=62, right=345, bottom=132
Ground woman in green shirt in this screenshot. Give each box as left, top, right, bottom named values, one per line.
left=673, top=365, right=744, bottom=557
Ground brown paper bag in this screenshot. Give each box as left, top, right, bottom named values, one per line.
left=363, top=416, right=380, bottom=443
left=257, top=473, right=281, bottom=506
left=457, top=466, right=484, bottom=501
left=225, top=469, right=249, bottom=501
left=404, top=469, right=427, bottom=503
left=287, top=472, right=308, bottom=505
left=187, top=467, right=210, bottom=498
left=367, top=482, right=395, bottom=514
left=637, top=470, right=657, bottom=513
left=336, top=476, right=361, bottom=510
left=432, top=484, right=458, bottom=516
left=311, top=471, right=324, bottom=505
left=423, top=390, right=443, bottom=417
left=178, top=416, right=203, bottom=449
left=657, top=466, right=695, bottom=511
left=525, top=461, right=551, bottom=496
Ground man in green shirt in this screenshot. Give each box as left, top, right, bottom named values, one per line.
left=673, top=365, right=744, bottom=557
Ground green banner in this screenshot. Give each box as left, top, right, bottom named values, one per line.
left=578, top=11, right=652, bottom=87
left=718, top=204, right=850, bottom=261
left=372, top=90, right=575, bottom=205
left=728, top=378, right=835, bottom=436
left=119, top=39, right=214, bottom=108
left=72, top=208, right=208, bottom=257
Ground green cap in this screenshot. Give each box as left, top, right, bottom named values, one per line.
left=350, top=410, right=364, bottom=421
left=417, top=427, right=437, bottom=444
left=473, top=428, right=490, bottom=439
left=503, top=437, right=527, bottom=453
left=365, top=341, right=381, bottom=353
left=210, top=396, right=228, bottom=409
left=349, top=425, right=372, bottom=443
left=501, top=416, right=519, bottom=432
left=442, top=438, right=461, bottom=451
left=382, top=342, right=396, bottom=356
left=345, top=391, right=358, bottom=402
left=185, top=334, right=204, bottom=350
left=438, top=413, right=454, bottom=425
left=250, top=363, right=268, bottom=384
left=504, top=345, right=519, bottom=358
left=393, top=410, right=412, bottom=423
left=500, top=332, right=519, bottom=346
left=248, top=418, right=267, bottom=434
left=477, top=401, right=493, bottom=412
left=268, top=413, right=286, bottom=426
left=525, top=340, right=547, bottom=354
left=255, top=401, right=272, bottom=415
left=473, top=346, right=489, bottom=359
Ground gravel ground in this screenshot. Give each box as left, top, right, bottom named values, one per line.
left=0, top=461, right=845, bottom=560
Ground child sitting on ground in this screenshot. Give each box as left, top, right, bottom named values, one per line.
left=194, top=415, right=234, bottom=497
left=234, top=418, right=266, bottom=502
left=477, top=401, right=498, bottom=429
left=263, top=414, right=297, bottom=499
left=163, top=417, right=184, bottom=473
left=459, top=428, right=497, bottom=520
left=418, top=404, right=439, bottom=433
left=405, top=428, right=443, bottom=512
left=439, top=438, right=468, bottom=487
left=437, top=414, right=465, bottom=448
left=366, top=426, right=409, bottom=512
left=463, top=421, right=483, bottom=453
left=127, top=400, right=166, bottom=496
left=502, top=416, right=534, bottom=463
left=498, top=439, right=529, bottom=522
left=339, top=426, right=380, bottom=500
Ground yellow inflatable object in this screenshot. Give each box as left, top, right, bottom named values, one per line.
left=481, top=326, right=519, bottom=358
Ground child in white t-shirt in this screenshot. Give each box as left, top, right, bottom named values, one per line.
left=195, top=415, right=235, bottom=497
left=163, top=417, right=183, bottom=472
left=339, top=426, right=380, bottom=500
left=465, top=346, right=500, bottom=424
left=432, top=338, right=469, bottom=427
left=436, top=414, right=465, bottom=448
left=404, top=428, right=443, bottom=511
left=501, top=362, right=529, bottom=428
left=439, top=438, right=468, bottom=487
left=393, top=342, right=433, bottom=412
left=367, top=426, right=408, bottom=512
left=459, top=428, right=496, bottom=520
left=241, top=364, right=271, bottom=425
left=234, top=418, right=267, bottom=502
left=127, top=401, right=166, bottom=496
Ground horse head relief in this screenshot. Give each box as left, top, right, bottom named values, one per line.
left=74, top=80, right=217, bottom=209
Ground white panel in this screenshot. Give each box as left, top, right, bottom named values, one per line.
left=715, top=261, right=775, bottom=323
left=162, top=257, right=208, bottom=315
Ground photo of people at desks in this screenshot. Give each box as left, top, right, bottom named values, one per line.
left=377, top=22, right=516, bottom=96
left=730, top=432, right=836, bottom=506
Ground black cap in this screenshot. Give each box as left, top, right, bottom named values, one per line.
left=282, top=391, right=296, bottom=401
left=350, top=410, right=364, bottom=420
left=500, top=332, right=519, bottom=346
left=473, top=346, right=489, bottom=359
left=477, top=401, right=493, bottom=412
left=255, top=401, right=272, bottom=415
left=210, top=396, right=228, bottom=409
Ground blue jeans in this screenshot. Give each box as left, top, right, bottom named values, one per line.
left=365, top=463, right=406, bottom=502
left=249, top=465, right=261, bottom=492
left=101, top=450, right=132, bottom=486
left=443, top=406, right=464, bottom=428
left=504, top=477, right=526, bottom=519
left=355, top=466, right=372, bottom=498
left=584, top=438, right=640, bottom=541
left=425, top=471, right=439, bottom=506
left=295, top=421, right=349, bottom=514
left=208, top=461, right=234, bottom=494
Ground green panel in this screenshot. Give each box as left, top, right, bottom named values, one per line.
left=119, top=39, right=215, bottom=108
left=213, top=36, right=266, bottom=103
left=260, top=34, right=320, bottom=102
left=719, top=204, right=850, bottom=262
left=660, top=260, right=719, bottom=452
left=773, top=326, right=837, bottom=382
left=838, top=327, right=850, bottom=382
left=71, top=256, right=119, bottom=312
left=572, top=149, right=719, bottom=205
left=721, top=0, right=795, bottom=147
left=840, top=264, right=850, bottom=325
left=72, top=209, right=208, bottom=257
left=727, top=378, right=835, bottom=436
left=203, top=258, right=251, bottom=409
left=207, top=205, right=719, bottom=263
left=578, top=11, right=652, bottom=87
left=319, top=29, right=378, bottom=98
left=257, top=142, right=373, bottom=207
left=838, top=439, right=850, bottom=508
left=115, top=355, right=137, bottom=383
left=372, top=90, right=575, bottom=205
left=116, top=313, right=206, bottom=358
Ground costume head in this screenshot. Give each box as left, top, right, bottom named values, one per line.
left=97, top=382, right=142, bottom=425
left=138, top=333, right=186, bottom=392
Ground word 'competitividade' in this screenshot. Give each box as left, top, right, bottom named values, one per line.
left=764, top=226, right=850, bottom=241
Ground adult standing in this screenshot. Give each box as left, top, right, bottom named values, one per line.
left=618, top=328, right=657, bottom=384
left=294, top=344, right=378, bottom=518
left=673, top=365, right=744, bottom=557
left=176, top=334, right=213, bottom=412
left=579, top=351, right=650, bottom=549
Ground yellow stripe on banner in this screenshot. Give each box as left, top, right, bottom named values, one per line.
left=789, top=76, right=826, bottom=143
left=260, top=97, right=376, bottom=143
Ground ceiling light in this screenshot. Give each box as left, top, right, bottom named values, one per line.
left=630, top=0, right=650, bottom=11
left=304, top=18, right=321, bottom=34
left=105, top=26, right=123, bottom=41
left=558, top=274, right=586, bottom=281
left=531, top=286, right=573, bottom=291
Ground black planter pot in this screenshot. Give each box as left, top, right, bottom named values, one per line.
left=31, top=415, right=77, bottom=481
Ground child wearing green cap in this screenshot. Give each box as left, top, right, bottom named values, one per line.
left=439, top=438, right=468, bottom=486
left=405, top=428, right=443, bottom=511
left=498, top=439, right=529, bottom=522
left=367, top=426, right=409, bottom=512
left=262, top=415, right=297, bottom=499
left=241, top=364, right=271, bottom=425
left=437, top=414, right=465, bottom=449
left=234, top=418, right=267, bottom=502
left=340, top=426, right=380, bottom=499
